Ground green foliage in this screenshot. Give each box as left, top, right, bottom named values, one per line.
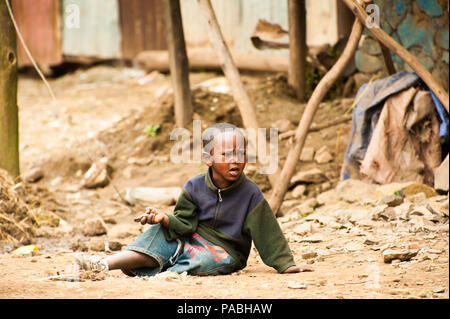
left=144, top=124, right=160, bottom=137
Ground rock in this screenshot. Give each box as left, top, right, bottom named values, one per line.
left=344, top=242, right=363, bottom=252
left=335, top=179, right=377, bottom=203
left=107, top=240, right=123, bottom=251
left=89, top=238, right=105, bottom=251
left=377, top=194, right=403, bottom=207
left=408, top=216, right=436, bottom=233
left=108, top=224, right=140, bottom=239
left=83, top=217, right=108, bottom=236
left=302, top=251, right=318, bottom=259
left=292, top=185, right=306, bottom=198
left=410, top=206, right=439, bottom=222
left=291, top=168, right=327, bottom=185
left=304, top=212, right=338, bottom=227
left=363, top=237, right=379, bottom=245
left=293, top=198, right=318, bottom=215
left=432, top=286, right=446, bottom=294
left=286, top=281, right=307, bottom=289
left=406, top=192, right=427, bottom=203
left=299, top=147, right=315, bottom=162
left=434, top=154, right=449, bottom=192
left=355, top=50, right=384, bottom=73
left=293, top=222, right=314, bottom=235
left=314, top=146, right=333, bottom=164
left=274, top=119, right=294, bottom=133
left=299, top=233, right=326, bottom=243
left=120, top=187, right=182, bottom=206
left=23, top=167, right=44, bottom=183
left=317, top=189, right=339, bottom=205
left=82, top=157, right=112, bottom=189
left=400, top=183, right=438, bottom=198
left=382, top=249, right=419, bottom=263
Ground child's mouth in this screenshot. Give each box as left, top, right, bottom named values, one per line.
left=229, top=167, right=240, bottom=177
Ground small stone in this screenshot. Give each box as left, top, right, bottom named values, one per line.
left=434, top=154, right=449, bottom=192
left=302, top=251, right=318, bottom=259
left=363, top=237, right=379, bottom=245
left=89, top=237, right=105, bottom=251
left=335, top=179, right=377, bottom=203
left=382, top=249, right=419, bottom=263
left=82, top=157, right=111, bottom=189
left=107, top=240, right=123, bottom=251
left=432, top=286, right=446, bottom=294
left=274, top=119, right=294, bottom=133
left=292, top=185, right=306, bottom=198
left=286, top=281, right=307, bottom=289
left=299, top=234, right=326, bottom=243
left=83, top=217, right=108, bottom=236
left=377, top=194, right=404, bottom=207
left=23, top=167, right=44, bottom=183
left=293, top=222, right=314, bottom=235
left=291, top=168, right=327, bottom=185
left=314, top=146, right=333, bottom=164
left=300, top=147, right=315, bottom=162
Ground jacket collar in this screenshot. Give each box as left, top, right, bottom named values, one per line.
left=205, top=167, right=246, bottom=194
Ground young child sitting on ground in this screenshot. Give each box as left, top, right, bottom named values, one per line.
left=76, top=123, right=313, bottom=276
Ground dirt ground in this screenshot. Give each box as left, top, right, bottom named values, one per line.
left=0, top=64, right=448, bottom=299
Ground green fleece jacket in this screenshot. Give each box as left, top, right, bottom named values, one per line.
left=162, top=168, right=296, bottom=273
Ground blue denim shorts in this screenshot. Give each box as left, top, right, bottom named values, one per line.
left=125, top=224, right=236, bottom=276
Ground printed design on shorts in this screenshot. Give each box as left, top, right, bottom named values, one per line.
left=183, top=233, right=229, bottom=263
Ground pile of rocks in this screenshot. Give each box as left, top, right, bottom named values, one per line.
left=279, top=179, right=449, bottom=263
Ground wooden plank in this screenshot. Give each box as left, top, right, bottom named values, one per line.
left=11, top=0, right=62, bottom=67
left=119, top=0, right=167, bottom=60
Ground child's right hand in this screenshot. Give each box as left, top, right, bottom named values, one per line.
left=134, top=207, right=170, bottom=227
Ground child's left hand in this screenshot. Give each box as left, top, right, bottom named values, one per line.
left=282, top=265, right=314, bottom=273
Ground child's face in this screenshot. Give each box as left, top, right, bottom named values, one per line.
left=204, top=131, right=246, bottom=188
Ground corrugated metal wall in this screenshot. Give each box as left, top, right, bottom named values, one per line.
left=12, top=0, right=62, bottom=67
left=119, top=0, right=167, bottom=60
left=61, top=0, right=121, bottom=59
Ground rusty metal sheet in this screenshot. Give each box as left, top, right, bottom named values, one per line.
left=62, top=0, right=121, bottom=59
left=119, top=0, right=167, bottom=60
left=11, top=0, right=62, bottom=67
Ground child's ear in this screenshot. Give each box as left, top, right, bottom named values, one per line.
left=202, top=152, right=213, bottom=167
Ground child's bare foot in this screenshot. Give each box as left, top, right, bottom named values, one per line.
left=282, top=265, right=314, bottom=273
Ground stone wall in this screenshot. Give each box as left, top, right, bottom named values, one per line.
left=354, top=0, right=449, bottom=92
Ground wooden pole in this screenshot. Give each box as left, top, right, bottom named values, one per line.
left=196, top=0, right=259, bottom=131
left=341, top=0, right=449, bottom=112
left=288, top=0, right=307, bottom=101
left=0, top=0, right=19, bottom=177
left=162, top=0, right=192, bottom=128
left=268, top=19, right=363, bottom=215
left=197, top=0, right=282, bottom=186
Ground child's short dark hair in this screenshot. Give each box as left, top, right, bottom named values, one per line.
left=202, top=123, right=246, bottom=154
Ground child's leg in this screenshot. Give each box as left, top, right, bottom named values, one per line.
left=105, top=250, right=158, bottom=272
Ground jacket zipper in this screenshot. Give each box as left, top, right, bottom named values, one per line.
left=212, top=189, right=223, bottom=228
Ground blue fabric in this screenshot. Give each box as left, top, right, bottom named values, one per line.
left=341, top=71, right=449, bottom=180
left=126, top=224, right=236, bottom=277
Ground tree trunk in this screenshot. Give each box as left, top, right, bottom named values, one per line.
left=0, top=0, right=19, bottom=177
left=162, top=0, right=192, bottom=128
left=288, top=0, right=307, bottom=101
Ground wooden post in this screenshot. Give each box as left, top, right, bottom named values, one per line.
left=0, top=0, right=20, bottom=177
left=268, top=19, right=363, bottom=215
left=341, top=0, right=449, bottom=112
left=288, top=0, right=307, bottom=101
left=196, top=0, right=259, bottom=131
left=197, top=0, right=281, bottom=186
left=162, top=0, right=192, bottom=128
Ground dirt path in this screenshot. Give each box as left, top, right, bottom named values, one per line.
left=1, top=65, right=448, bottom=299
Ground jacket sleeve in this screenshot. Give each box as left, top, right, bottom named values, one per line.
left=243, top=198, right=296, bottom=273
left=163, top=188, right=199, bottom=241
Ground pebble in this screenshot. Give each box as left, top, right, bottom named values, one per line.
left=302, top=251, right=318, bottom=259
left=382, top=249, right=419, bottom=263
left=377, top=194, right=404, bottom=207
left=286, top=281, right=307, bottom=289
left=431, top=286, right=446, bottom=294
